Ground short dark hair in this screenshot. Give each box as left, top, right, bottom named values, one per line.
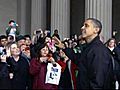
left=86, top=18, right=102, bottom=35
left=0, top=35, right=7, bottom=40
left=9, top=20, right=15, bottom=24
left=24, top=35, right=31, bottom=40
left=54, top=29, right=58, bottom=32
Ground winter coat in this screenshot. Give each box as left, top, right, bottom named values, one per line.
left=29, top=58, right=58, bottom=90
left=77, top=36, right=114, bottom=89
left=0, top=62, right=11, bottom=89
left=7, top=55, right=30, bottom=89
left=57, top=59, right=77, bottom=90
left=113, top=45, right=120, bottom=71
left=112, top=45, right=120, bottom=86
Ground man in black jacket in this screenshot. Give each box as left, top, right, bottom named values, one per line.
left=77, top=18, right=114, bottom=89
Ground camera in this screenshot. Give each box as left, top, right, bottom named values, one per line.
left=8, top=35, right=16, bottom=42
left=0, top=47, right=6, bottom=56
left=36, top=30, right=41, bottom=34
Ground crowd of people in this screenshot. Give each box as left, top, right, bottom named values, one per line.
left=0, top=18, right=120, bottom=89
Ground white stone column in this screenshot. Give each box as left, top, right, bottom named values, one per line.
left=85, top=0, right=112, bottom=42
left=17, top=0, right=31, bottom=35
left=17, top=0, right=27, bottom=35
left=51, top=0, right=70, bottom=40
left=31, top=0, right=46, bottom=36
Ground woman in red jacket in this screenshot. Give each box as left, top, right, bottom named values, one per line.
left=29, top=43, right=58, bottom=89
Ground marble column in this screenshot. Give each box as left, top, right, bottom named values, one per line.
left=17, top=0, right=27, bottom=35
left=85, top=0, right=112, bottom=42
left=17, top=0, right=31, bottom=35
left=31, top=0, right=46, bottom=36
left=51, top=0, right=70, bottom=40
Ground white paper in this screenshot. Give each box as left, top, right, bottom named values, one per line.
left=45, top=63, right=61, bottom=85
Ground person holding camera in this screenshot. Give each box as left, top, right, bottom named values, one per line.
left=0, top=46, right=12, bottom=89
left=7, top=42, right=30, bottom=89
left=6, top=20, right=19, bottom=42
left=29, top=43, right=59, bottom=89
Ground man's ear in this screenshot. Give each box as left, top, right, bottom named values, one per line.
left=94, top=28, right=99, bottom=34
